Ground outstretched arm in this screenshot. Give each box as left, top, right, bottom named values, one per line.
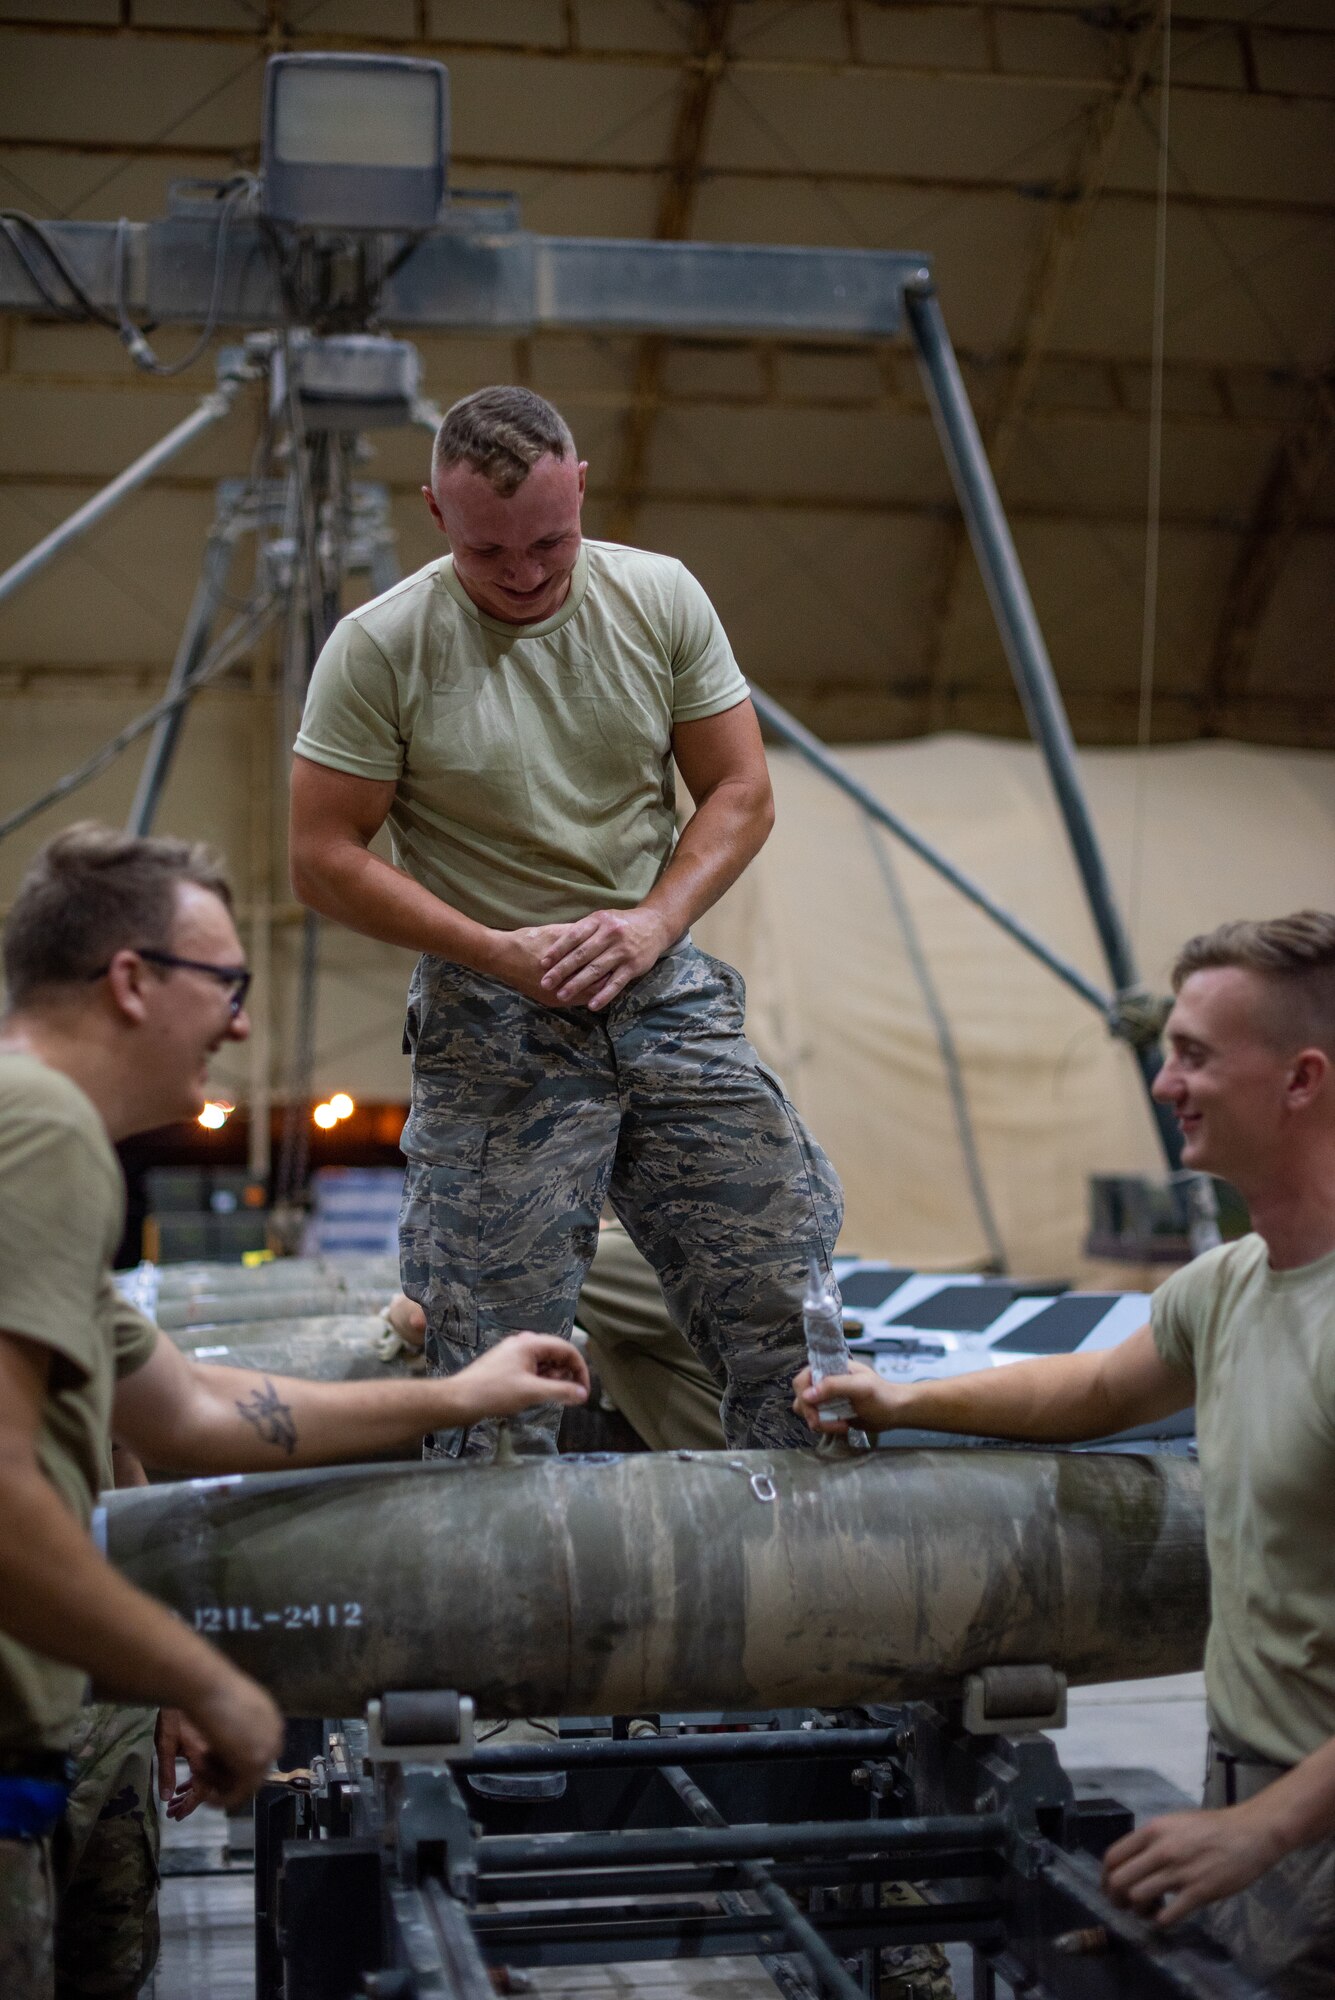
left=0, top=1331, right=280, bottom=1806
left=113, top=1326, right=589, bottom=1475
left=793, top=1324, right=1193, bottom=1443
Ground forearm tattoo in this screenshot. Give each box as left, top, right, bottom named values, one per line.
left=235, top=1378, right=297, bottom=1455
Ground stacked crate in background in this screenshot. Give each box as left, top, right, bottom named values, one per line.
left=302, top=1166, right=404, bottom=1257
left=143, top=1168, right=269, bottom=1264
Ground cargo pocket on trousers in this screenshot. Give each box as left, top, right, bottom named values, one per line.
left=398, top=1132, right=486, bottom=1362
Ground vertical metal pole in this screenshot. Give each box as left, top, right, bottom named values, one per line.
left=126, top=505, right=244, bottom=835
left=247, top=638, right=274, bottom=1189
left=273, top=558, right=320, bottom=1221
left=273, top=428, right=348, bottom=1224
left=275, top=908, right=320, bottom=1221
left=363, top=484, right=401, bottom=598
left=904, top=280, right=1182, bottom=1172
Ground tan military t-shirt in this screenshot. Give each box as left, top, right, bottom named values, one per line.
left=1152, top=1233, right=1335, bottom=1766
left=0, top=1053, right=158, bottom=1758
left=295, top=539, right=749, bottom=932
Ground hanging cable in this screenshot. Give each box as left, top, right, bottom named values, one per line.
left=113, top=177, right=253, bottom=378
left=0, top=210, right=120, bottom=326
left=863, top=820, right=1008, bottom=1273
left=1127, top=0, right=1173, bottom=950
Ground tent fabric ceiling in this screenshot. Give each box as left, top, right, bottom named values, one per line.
left=0, top=0, right=1332, bottom=757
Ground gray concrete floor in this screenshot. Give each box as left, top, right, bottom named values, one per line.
left=149, top=1674, right=1208, bottom=1998
left=1064, top=1671, right=1207, bottom=1798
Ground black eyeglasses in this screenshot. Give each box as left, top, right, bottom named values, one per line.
left=89, top=948, right=252, bottom=1018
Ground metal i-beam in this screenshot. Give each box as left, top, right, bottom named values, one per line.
left=0, top=219, right=917, bottom=341
left=605, top=1, right=734, bottom=544
left=1203, top=348, right=1335, bottom=731
left=920, top=1, right=1167, bottom=725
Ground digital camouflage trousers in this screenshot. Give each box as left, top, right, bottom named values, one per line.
left=53, top=1703, right=159, bottom=2000
left=1198, top=1731, right=1335, bottom=1998
left=400, top=940, right=843, bottom=1458
left=0, top=1829, right=55, bottom=2000
left=0, top=1703, right=159, bottom=2000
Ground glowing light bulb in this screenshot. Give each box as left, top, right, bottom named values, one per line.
left=312, top=1102, right=338, bottom=1130
left=329, top=1092, right=355, bottom=1120
left=198, top=1101, right=231, bottom=1130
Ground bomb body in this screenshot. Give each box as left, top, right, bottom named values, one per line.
left=168, top=1315, right=419, bottom=1461
left=176, top=1316, right=418, bottom=1383
left=99, top=1448, right=1207, bottom=1719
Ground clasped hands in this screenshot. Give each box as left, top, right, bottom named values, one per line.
left=490, top=906, right=674, bottom=1012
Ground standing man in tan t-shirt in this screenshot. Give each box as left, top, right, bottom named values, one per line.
left=290, top=385, right=843, bottom=1461
left=0, top=822, right=589, bottom=1996
left=796, top=911, right=1335, bottom=1998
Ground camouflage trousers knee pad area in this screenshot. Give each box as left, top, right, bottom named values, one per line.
left=1199, top=1736, right=1335, bottom=1997
left=399, top=940, right=843, bottom=1459
left=54, top=1704, right=160, bottom=2000
left=0, top=1704, right=159, bottom=2000
left=1198, top=1840, right=1335, bottom=1997
left=0, top=1833, right=55, bottom=2000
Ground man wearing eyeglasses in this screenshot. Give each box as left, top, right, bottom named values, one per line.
left=0, top=821, right=589, bottom=1999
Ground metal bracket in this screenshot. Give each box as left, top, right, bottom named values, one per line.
left=393, top=1764, right=478, bottom=1902
left=366, top=1690, right=476, bottom=1765
left=963, top=1665, right=1067, bottom=1736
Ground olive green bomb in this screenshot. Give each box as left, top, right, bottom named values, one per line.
left=98, top=1448, right=1207, bottom=1719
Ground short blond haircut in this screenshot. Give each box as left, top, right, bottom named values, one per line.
left=431, top=385, right=575, bottom=498
left=1172, top=912, right=1335, bottom=1053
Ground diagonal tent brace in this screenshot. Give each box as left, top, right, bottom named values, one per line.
left=0, top=362, right=248, bottom=608
left=126, top=480, right=258, bottom=837
left=0, top=592, right=283, bottom=848
left=0, top=213, right=1189, bottom=1178
left=748, top=687, right=1110, bottom=1019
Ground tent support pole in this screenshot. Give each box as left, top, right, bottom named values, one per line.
left=903, top=278, right=1183, bottom=1173
left=748, top=687, right=1111, bottom=1018
left=0, top=373, right=243, bottom=609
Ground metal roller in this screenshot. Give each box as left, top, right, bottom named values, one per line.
left=98, top=1448, right=1207, bottom=1719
